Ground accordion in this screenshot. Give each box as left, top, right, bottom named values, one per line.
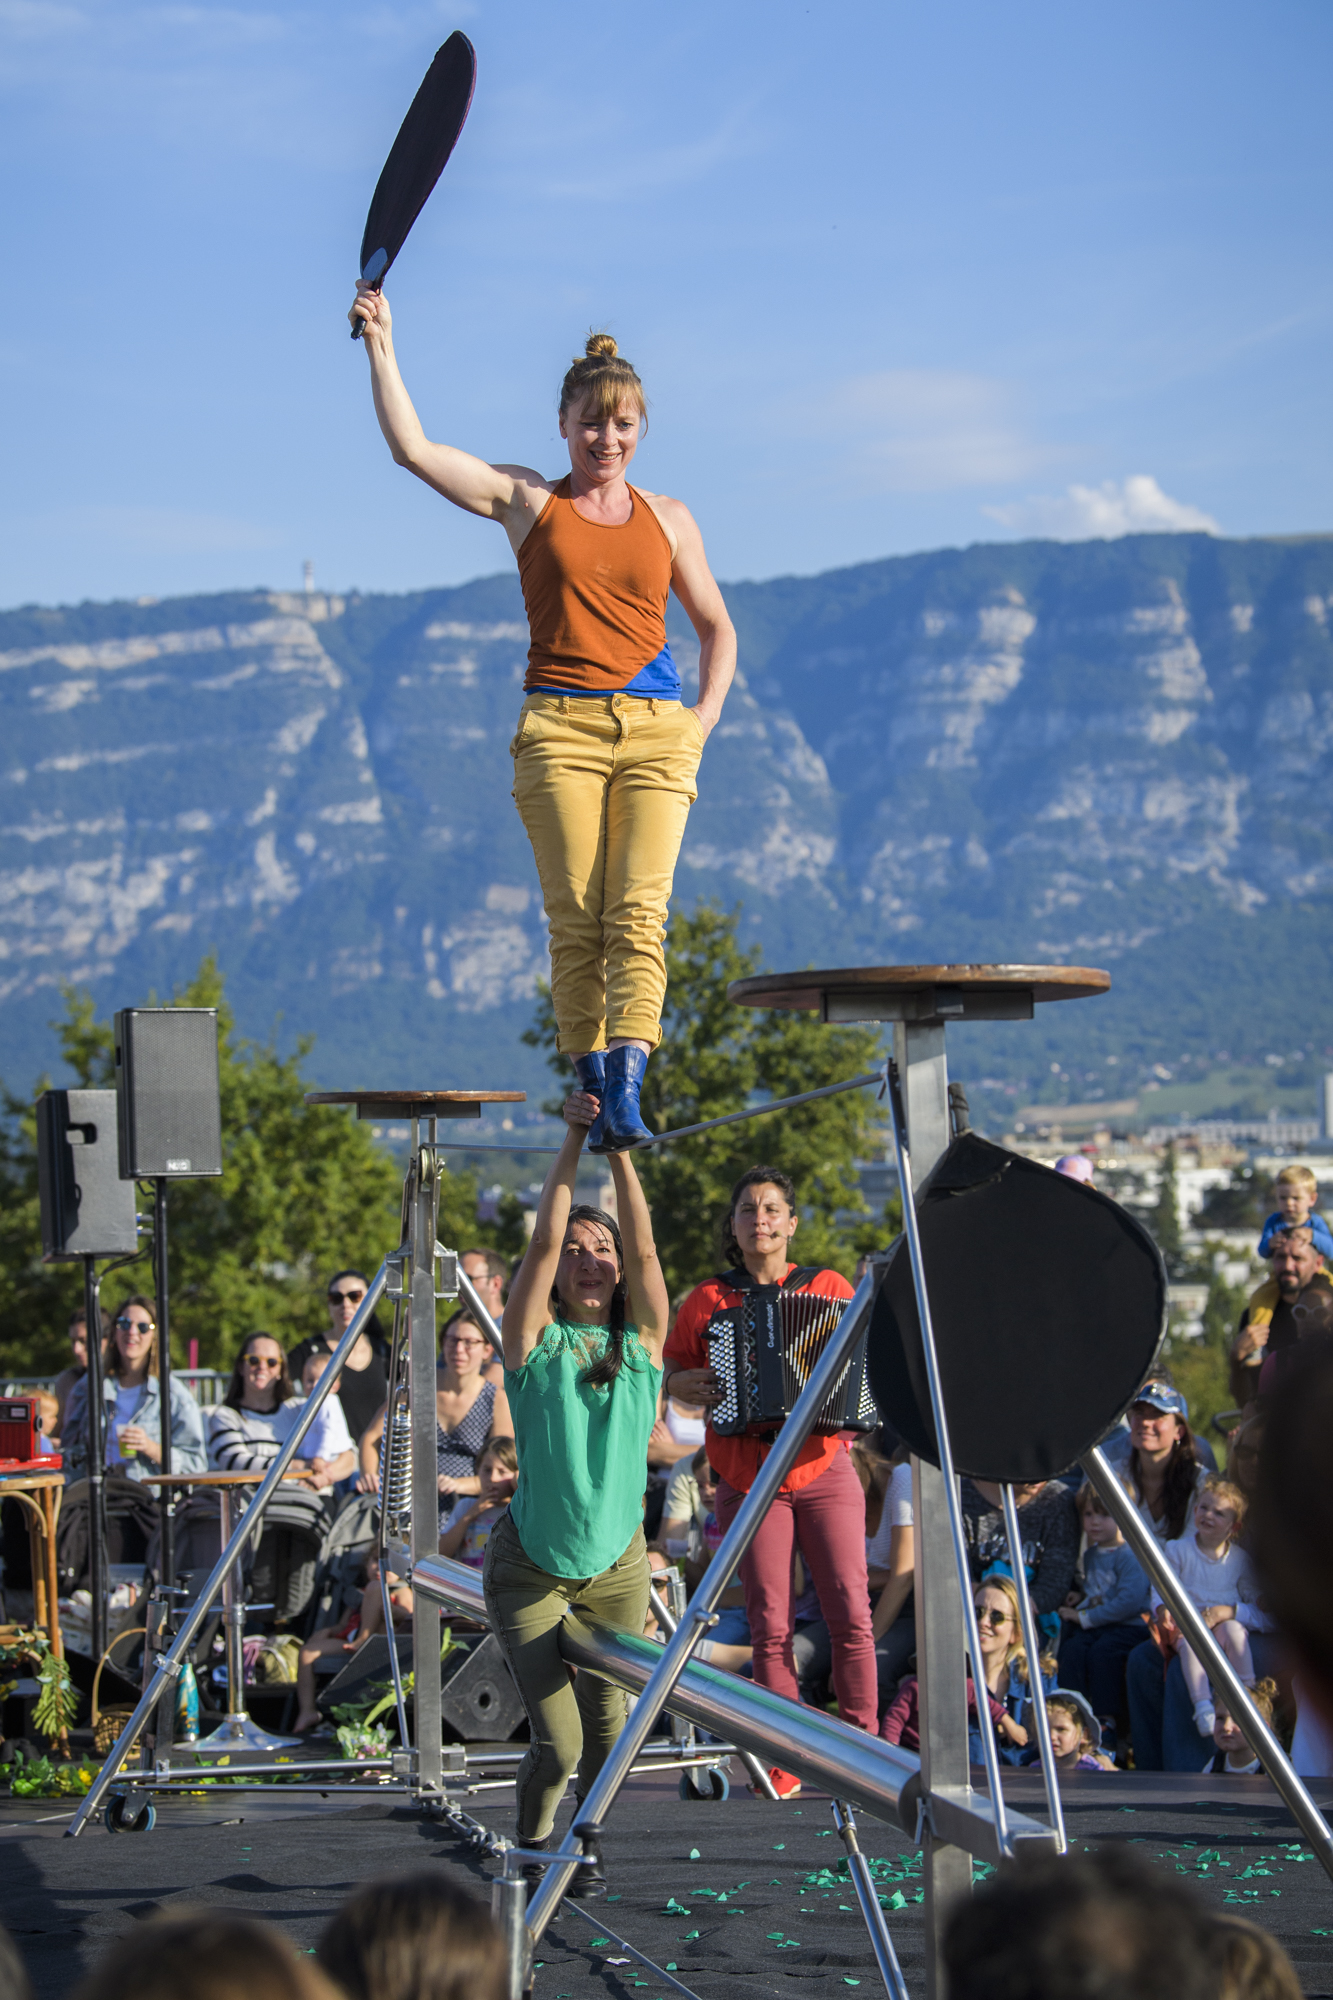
left=706, top=1268, right=878, bottom=1438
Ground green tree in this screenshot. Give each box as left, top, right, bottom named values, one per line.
left=523, top=904, right=890, bottom=1299
left=1159, top=1265, right=1250, bottom=1458
left=1150, top=1142, right=1185, bottom=1278
left=0, top=957, right=524, bottom=1376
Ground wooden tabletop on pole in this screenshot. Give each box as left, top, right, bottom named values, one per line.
left=727, top=962, right=1110, bottom=1020
left=305, top=1089, right=526, bottom=1121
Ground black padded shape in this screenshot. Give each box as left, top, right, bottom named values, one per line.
left=867, top=1131, right=1167, bottom=1483
left=359, top=32, right=477, bottom=285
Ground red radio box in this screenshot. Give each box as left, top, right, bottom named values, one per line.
left=0, top=1397, right=60, bottom=1472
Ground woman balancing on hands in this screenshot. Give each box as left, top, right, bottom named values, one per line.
left=485, top=1088, right=668, bottom=1890
left=351, top=289, right=737, bottom=1148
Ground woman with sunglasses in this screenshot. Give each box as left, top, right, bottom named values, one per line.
left=62, top=1294, right=207, bottom=1485
left=289, top=1271, right=389, bottom=1451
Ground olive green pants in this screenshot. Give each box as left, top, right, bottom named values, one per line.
left=483, top=1511, right=650, bottom=1839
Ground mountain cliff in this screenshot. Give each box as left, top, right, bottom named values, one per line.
left=4, top=532, right=1332, bottom=1110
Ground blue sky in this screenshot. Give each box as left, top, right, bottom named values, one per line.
left=2, top=0, right=1330, bottom=608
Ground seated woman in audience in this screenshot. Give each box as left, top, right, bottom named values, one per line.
left=959, top=1473, right=1079, bottom=1650
left=1117, top=1380, right=1206, bottom=1543
left=881, top=1575, right=1054, bottom=1761
left=291, top=1554, right=413, bottom=1736
left=439, top=1437, right=518, bottom=1568
left=664, top=1165, right=876, bottom=1798
left=1057, top=1480, right=1149, bottom=1747
left=63, top=1294, right=206, bottom=1485
left=289, top=1268, right=389, bottom=1444
left=1206, top=1680, right=1279, bottom=1774
left=358, top=1310, right=512, bottom=1523
left=209, top=1333, right=338, bottom=1482
left=1158, top=1475, right=1259, bottom=1737
left=316, top=1869, right=506, bottom=2000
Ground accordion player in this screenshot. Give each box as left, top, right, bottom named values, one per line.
left=705, top=1265, right=878, bottom=1438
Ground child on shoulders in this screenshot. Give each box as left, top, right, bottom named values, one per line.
left=1156, top=1475, right=1257, bottom=1737
left=439, top=1436, right=517, bottom=1568
left=1256, top=1164, right=1333, bottom=1262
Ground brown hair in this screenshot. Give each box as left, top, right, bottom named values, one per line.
left=1075, top=1481, right=1120, bottom=1526
left=1200, top=1472, right=1247, bottom=1533
left=558, top=332, right=646, bottom=427
left=477, top=1434, right=518, bottom=1476
left=1046, top=1691, right=1097, bottom=1755
left=1209, top=1913, right=1303, bottom=2000
left=1214, top=1677, right=1278, bottom=1728
left=720, top=1166, right=799, bottom=1270
left=72, top=1911, right=339, bottom=2000
left=223, top=1332, right=294, bottom=1411
left=850, top=1437, right=895, bottom=1539
left=316, top=1869, right=506, bottom=2000
left=973, top=1573, right=1057, bottom=1685
left=106, top=1294, right=158, bottom=1380
left=1128, top=1407, right=1202, bottom=1541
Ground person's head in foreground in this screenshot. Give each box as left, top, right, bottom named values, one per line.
left=316, top=1869, right=507, bottom=2000
left=943, top=1846, right=1216, bottom=2000
left=1209, top=1912, right=1303, bottom=2000
left=0, top=1918, right=32, bottom=2000
left=70, top=1912, right=340, bottom=2000
left=1251, top=1339, right=1333, bottom=1726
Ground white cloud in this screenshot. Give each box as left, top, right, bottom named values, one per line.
left=983, top=476, right=1220, bottom=540
left=790, top=371, right=1050, bottom=494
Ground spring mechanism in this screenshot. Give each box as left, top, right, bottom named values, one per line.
left=378, top=1395, right=413, bottom=1537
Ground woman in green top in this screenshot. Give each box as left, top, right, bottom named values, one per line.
left=485, top=1088, right=668, bottom=1882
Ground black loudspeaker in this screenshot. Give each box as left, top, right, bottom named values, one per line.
left=318, top=1631, right=526, bottom=1742
left=114, top=1008, right=223, bottom=1179
left=36, top=1089, right=139, bottom=1261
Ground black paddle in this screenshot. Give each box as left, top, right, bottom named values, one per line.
left=351, top=31, right=477, bottom=341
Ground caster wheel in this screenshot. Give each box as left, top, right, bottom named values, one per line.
left=679, top=1767, right=729, bottom=1802
left=104, top=1794, right=155, bottom=1834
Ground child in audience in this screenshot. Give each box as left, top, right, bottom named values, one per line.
left=1038, top=1690, right=1115, bottom=1771
left=292, top=1554, right=412, bottom=1735
left=316, top=1868, right=507, bottom=2000
left=1257, top=1163, right=1333, bottom=1261
left=1206, top=1680, right=1278, bottom=1774
left=438, top=1437, right=517, bottom=1568
left=1156, top=1475, right=1257, bottom=1735
left=1058, top=1482, right=1149, bottom=1746
left=273, top=1350, right=357, bottom=1489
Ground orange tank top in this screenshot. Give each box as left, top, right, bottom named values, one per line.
left=517, top=477, right=673, bottom=694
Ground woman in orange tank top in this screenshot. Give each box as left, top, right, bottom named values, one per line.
left=350, top=293, right=736, bottom=1148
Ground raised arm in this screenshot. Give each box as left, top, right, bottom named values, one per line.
left=501, top=1095, right=595, bottom=1369
left=350, top=285, right=554, bottom=547
left=606, top=1149, right=670, bottom=1362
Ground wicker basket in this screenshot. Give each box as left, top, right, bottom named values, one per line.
left=91, top=1628, right=146, bottom=1758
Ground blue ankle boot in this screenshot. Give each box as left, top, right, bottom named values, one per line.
left=590, top=1046, right=654, bottom=1153
left=572, top=1053, right=607, bottom=1151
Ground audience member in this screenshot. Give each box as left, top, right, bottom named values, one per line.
left=460, top=1248, right=508, bottom=1330
left=942, top=1845, right=1217, bottom=2000
left=643, top=1343, right=707, bottom=1537
left=209, top=1333, right=310, bottom=1476
left=292, top=1554, right=412, bottom=1735
left=959, top=1473, right=1079, bottom=1636
left=316, top=1870, right=506, bottom=2000
left=273, top=1351, right=357, bottom=1489
left=71, top=1912, right=340, bottom=2000
left=33, top=1389, right=61, bottom=1454
left=62, top=1294, right=206, bottom=1485
left=439, top=1437, right=518, bottom=1566
left=881, top=1575, right=1053, bottom=1763
left=1208, top=1914, right=1303, bottom=2000
left=659, top=1448, right=753, bottom=1668
left=1256, top=1163, right=1333, bottom=1262
left=1156, top=1475, right=1258, bottom=1736
left=1035, top=1689, right=1114, bottom=1771
left=1057, top=1480, right=1149, bottom=1744
left=1206, top=1680, right=1278, bottom=1774
left=1115, top=1381, right=1206, bottom=1542
left=1054, top=1154, right=1095, bottom=1186
left=1251, top=1340, right=1333, bottom=1728
left=290, top=1270, right=389, bottom=1446
left=52, top=1309, right=101, bottom=1437
left=664, top=1165, right=876, bottom=1799
left=1230, top=1225, right=1332, bottom=1406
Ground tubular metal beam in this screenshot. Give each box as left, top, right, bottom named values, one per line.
left=67, top=1265, right=390, bottom=1836
left=1083, top=1445, right=1333, bottom=1882
left=832, top=1799, right=911, bottom=2000
left=999, top=1482, right=1067, bottom=1853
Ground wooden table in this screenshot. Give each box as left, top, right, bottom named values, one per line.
left=145, top=1470, right=315, bottom=1754
left=0, top=1466, right=67, bottom=1752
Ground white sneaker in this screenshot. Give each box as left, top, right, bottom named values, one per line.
left=1194, top=1701, right=1216, bottom=1737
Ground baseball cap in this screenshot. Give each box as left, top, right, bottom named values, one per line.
left=1131, top=1380, right=1187, bottom=1419
left=1054, top=1154, right=1096, bottom=1185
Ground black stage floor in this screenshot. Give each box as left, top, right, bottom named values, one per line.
left=2, top=1766, right=1331, bottom=1998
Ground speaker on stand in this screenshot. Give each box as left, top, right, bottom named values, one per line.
left=37, top=1088, right=141, bottom=1664
left=114, top=1009, right=222, bottom=1596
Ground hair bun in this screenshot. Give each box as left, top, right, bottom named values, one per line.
left=583, top=332, right=619, bottom=362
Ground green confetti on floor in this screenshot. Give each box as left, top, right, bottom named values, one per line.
left=773, top=1842, right=786, bottom=1850
left=888, top=1891, right=907, bottom=1910
left=767, top=1933, right=785, bottom=1941
left=683, top=1931, right=700, bottom=1941
left=664, top=1900, right=691, bottom=1915
left=844, top=1982, right=862, bottom=1988
left=689, top=1848, right=701, bottom=1860
left=666, top=1965, right=678, bottom=1973
left=590, top=1938, right=610, bottom=1948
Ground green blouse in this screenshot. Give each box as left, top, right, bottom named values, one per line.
left=506, top=1319, right=661, bottom=1578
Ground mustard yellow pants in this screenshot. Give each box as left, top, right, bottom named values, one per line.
left=510, top=693, right=704, bottom=1055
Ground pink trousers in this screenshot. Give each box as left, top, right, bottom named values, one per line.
left=716, top=1446, right=878, bottom=1734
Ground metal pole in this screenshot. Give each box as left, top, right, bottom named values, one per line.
left=67, top=1264, right=389, bottom=1836
left=646, top=1580, right=778, bottom=1799
left=1083, top=1445, right=1333, bottom=1882
left=526, top=1271, right=878, bottom=1941
left=832, top=1799, right=911, bottom=2000
left=381, top=1567, right=410, bottom=1753
left=411, top=1116, right=447, bottom=1798
left=491, top=1859, right=530, bottom=2000
left=82, top=1258, right=108, bottom=1668
left=883, top=1059, right=1013, bottom=1859
left=999, top=1484, right=1066, bottom=1853
left=154, top=1178, right=174, bottom=1590
left=457, top=1266, right=503, bottom=1361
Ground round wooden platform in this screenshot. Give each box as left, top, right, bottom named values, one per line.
left=727, top=962, right=1110, bottom=1025
left=305, top=1089, right=526, bottom=1122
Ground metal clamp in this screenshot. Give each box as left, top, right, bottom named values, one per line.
left=384, top=1252, right=409, bottom=1301
left=433, top=1243, right=459, bottom=1300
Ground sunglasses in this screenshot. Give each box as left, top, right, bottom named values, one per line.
left=328, top=1288, right=365, bottom=1306
left=115, top=1317, right=154, bottom=1334
left=244, top=1354, right=281, bottom=1369
left=976, top=1608, right=1012, bottom=1628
